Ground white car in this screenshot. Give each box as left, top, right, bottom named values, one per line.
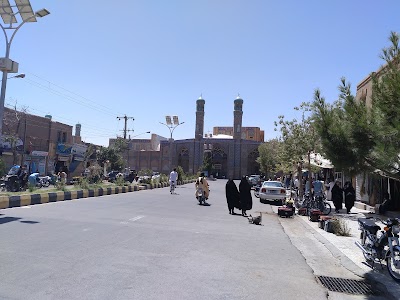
left=259, top=181, right=286, bottom=204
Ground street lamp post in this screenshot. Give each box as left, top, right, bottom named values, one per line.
left=0, top=1, right=50, bottom=135
left=160, top=116, right=184, bottom=171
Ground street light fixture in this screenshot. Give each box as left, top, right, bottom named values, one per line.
left=0, top=0, right=50, bottom=135
left=160, top=115, right=184, bottom=171
left=7, top=73, right=24, bottom=79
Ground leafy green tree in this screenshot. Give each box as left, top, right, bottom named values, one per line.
left=310, top=85, right=375, bottom=176
left=275, top=104, right=321, bottom=195
left=176, top=165, right=184, bottom=181
left=0, top=157, right=6, bottom=176
left=256, top=139, right=281, bottom=179
left=310, top=32, right=400, bottom=180
left=3, top=105, right=27, bottom=165
left=201, top=153, right=212, bottom=175
left=97, top=146, right=124, bottom=171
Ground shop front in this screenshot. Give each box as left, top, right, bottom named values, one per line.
left=24, top=151, right=48, bottom=175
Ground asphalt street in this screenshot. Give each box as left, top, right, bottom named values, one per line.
left=0, top=179, right=380, bottom=300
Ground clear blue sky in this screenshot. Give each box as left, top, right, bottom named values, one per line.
left=4, top=0, right=399, bottom=146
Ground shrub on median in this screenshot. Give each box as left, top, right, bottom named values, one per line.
left=331, top=218, right=351, bottom=236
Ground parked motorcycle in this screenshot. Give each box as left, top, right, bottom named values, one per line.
left=39, top=176, right=51, bottom=187
left=3, top=174, right=27, bottom=192
left=355, top=217, right=400, bottom=282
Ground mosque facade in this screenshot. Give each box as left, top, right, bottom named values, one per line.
left=159, top=96, right=263, bottom=179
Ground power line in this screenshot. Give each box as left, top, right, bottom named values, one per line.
left=116, top=115, right=134, bottom=139
left=22, top=71, right=126, bottom=116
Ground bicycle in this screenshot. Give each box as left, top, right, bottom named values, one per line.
left=309, top=193, right=331, bottom=215
left=170, top=181, right=176, bottom=194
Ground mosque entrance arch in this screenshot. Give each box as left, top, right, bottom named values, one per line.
left=211, top=145, right=228, bottom=178
left=178, top=147, right=190, bottom=173
left=247, top=148, right=260, bottom=175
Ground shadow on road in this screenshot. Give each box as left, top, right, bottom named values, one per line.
left=0, top=216, right=40, bottom=225
left=20, top=220, right=39, bottom=224
left=0, top=216, right=21, bottom=224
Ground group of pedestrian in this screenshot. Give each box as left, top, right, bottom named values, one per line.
left=329, top=180, right=355, bottom=214
left=225, top=176, right=253, bottom=216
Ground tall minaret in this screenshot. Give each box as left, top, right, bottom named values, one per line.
left=233, top=95, right=243, bottom=140
left=195, top=95, right=205, bottom=140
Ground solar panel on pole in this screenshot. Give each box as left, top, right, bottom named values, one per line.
left=0, top=0, right=17, bottom=24
left=15, top=0, right=37, bottom=22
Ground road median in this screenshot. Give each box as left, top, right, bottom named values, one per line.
left=0, top=180, right=195, bottom=209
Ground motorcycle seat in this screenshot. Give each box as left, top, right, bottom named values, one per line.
left=358, top=218, right=381, bottom=234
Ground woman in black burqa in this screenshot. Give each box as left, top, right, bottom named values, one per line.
left=225, top=179, right=241, bottom=215
left=343, top=181, right=355, bottom=214
left=331, top=180, right=343, bottom=213
left=239, top=176, right=252, bottom=216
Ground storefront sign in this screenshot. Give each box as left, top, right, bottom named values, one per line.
left=0, top=135, right=23, bottom=151
left=58, top=155, right=70, bottom=162
left=31, top=151, right=48, bottom=157
left=71, top=143, right=88, bottom=157
left=57, top=143, right=72, bottom=155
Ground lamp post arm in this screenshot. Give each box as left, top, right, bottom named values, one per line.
left=170, top=122, right=185, bottom=138
left=0, top=25, right=9, bottom=57
left=9, top=18, right=33, bottom=51
left=159, top=122, right=173, bottom=139
left=0, top=13, right=37, bottom=58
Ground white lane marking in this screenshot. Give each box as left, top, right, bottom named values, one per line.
left=129, top=215, right=145, bottom=222
left=120, top=215, right=145, bottom=224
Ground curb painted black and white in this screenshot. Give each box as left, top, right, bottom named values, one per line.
left=0, top=180, right=195, bottom=209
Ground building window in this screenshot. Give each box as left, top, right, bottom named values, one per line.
left=62, top=132, right=67, bottom=143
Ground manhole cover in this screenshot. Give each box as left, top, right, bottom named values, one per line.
left=317, top=276, right=375, bottom=295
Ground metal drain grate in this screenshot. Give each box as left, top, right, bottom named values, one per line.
left=317, top=276, right=375, bottom=295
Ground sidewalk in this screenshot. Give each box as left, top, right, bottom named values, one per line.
left=271, top=202, right=400, bottom=299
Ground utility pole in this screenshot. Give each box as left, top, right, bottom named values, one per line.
left=116, top=115, right=134, bottom=139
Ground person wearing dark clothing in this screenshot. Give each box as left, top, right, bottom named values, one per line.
left=239, top=176, right=253, bottom=216
left=331, top=181, right=343, bottom=213
left=225, top=179, right=241, bottom=215
left=343, top=181, right=356, bottom=214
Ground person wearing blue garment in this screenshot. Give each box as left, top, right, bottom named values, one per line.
left=313, top=178, right=325, bottom=197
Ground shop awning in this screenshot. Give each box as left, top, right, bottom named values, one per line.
left=308, top=153, right=334, bottom=169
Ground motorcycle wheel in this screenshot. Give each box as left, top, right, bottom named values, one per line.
left=254, top=190, right=260, bottom=198
left=387, top=249, right=400, bottom=282
left=321, top=202, right=331, bottom=215
left=362, top=238, right=375, bottom=263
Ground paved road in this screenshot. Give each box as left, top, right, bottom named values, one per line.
left=1, top=180, right=328, bottom=300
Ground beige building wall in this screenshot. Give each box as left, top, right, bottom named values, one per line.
left=213, top=126, right=264, bottom=142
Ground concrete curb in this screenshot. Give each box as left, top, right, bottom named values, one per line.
left=0, top=179, right=195, bottom=209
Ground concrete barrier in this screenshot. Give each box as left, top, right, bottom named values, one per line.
left=0, top=179, right=195, bottom=209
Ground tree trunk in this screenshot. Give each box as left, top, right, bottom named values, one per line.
left=298, top=163, right=303, bottom=197
left=308, top=151, right=312, bottom=195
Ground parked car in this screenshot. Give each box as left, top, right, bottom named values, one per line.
left=247, top=174, right=261, bottom=188
left=259, top=180, right=286, bottom=205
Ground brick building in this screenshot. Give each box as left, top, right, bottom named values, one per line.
left=1, top=107, right=89, bottom=177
